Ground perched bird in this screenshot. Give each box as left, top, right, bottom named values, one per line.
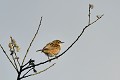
left=36, top=40, right=64, bottom=60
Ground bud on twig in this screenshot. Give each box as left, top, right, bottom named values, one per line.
left=9, top=36, right=20, bottom=52
left=89, top=4, right=94, bottom=9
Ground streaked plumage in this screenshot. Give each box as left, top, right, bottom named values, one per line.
left=36, top=40, right=64, bottom=60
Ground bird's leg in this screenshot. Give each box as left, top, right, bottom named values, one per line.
left=47, top=56, right=51, bottom=62
left=55, top=55, right=58, bottom=59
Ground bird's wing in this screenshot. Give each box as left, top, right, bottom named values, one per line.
left=43, top=42, right=60, bottom=50
left=43, top=42, right=52, bottom=50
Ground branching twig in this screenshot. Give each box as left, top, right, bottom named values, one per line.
left=22, top=68, right=33, bottom=78
left=21, top=63, right=56, bottom=79
left=22, top=60, right=30, bottom=68
left=22, top=14, right=104, bottom=71
left=0, top=44, right=18, bottom=72
left=22, top=16, right=43, bottom=66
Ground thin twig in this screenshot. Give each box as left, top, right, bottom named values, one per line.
left=22, top=59, right=35, bottom=68
left=14, top=52, right=21, bottom=67
left=0, top=44, right=18, bottom=72
left=22, top=68, right=33, bottom=78
left=22, top=16, right=43, bottom=66
left=21, top=63, right=56, bottom=79
left=10, top=48, right=18, bottom=71
left=22, top=14, right=104, bottom=71
left=22, top=60, right=30, bottom=68
left=88, top=4, right=91, bottom=24
left=11, top=54, right=18, bottom=70
left=13, top=48, right=21, bottom=67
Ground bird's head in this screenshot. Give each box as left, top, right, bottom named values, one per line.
left=52, top=40, right=64, bottom=44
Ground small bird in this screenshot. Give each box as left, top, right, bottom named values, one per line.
left=36, top=40, right=64, bottom=60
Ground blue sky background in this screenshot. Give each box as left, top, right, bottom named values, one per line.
left=0, top=0, right=120, bottom=80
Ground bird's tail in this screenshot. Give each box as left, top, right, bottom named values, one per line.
left=36, top=49, right=42, bottom=52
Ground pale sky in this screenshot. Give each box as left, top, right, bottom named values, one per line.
left=0, top=0, right=120, bottom=80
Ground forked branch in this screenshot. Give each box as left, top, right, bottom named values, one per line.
left=22, top=16, right=43, bottom=66
left=20, top=63, right=56, bottom=79
left=22, top=14, right=104, bottom=71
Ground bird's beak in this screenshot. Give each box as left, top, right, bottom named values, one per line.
left=61, top=42, right=64, bottom=43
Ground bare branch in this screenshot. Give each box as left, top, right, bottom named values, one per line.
left=21, top=63, right=56, bottom=79
left=22, top=16, right=43, bottom=66
left=0, top=44, right=18, bottom=72
left=22, top=14, right=104, bottom=71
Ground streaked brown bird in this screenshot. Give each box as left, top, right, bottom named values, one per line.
left=36, top=40, right=64, bottom=60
